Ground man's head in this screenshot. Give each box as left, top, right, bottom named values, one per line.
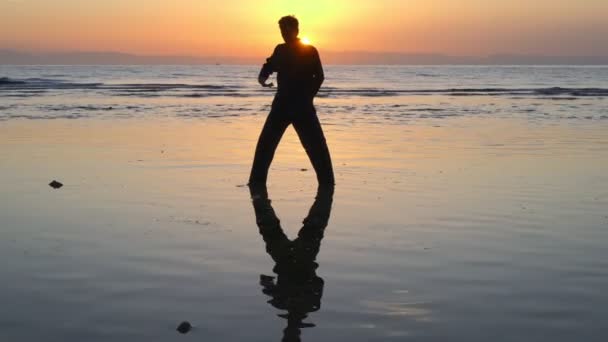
left=279, top=15, right=299, bottom=43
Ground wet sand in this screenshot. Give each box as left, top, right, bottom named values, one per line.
left=1, top=116, right=608, bottom=341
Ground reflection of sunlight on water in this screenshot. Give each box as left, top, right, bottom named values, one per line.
left=361, top=300, right=434, bottom=322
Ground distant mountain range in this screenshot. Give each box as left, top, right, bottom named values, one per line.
left=1, top=49, right=607, bottom=65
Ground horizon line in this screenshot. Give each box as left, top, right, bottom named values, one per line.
left=2, top=49, right=608, bottom=66
left=3, top=48, right=608, bottom=59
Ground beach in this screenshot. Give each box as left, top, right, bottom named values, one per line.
left=1, top=65, right=608, bottom=341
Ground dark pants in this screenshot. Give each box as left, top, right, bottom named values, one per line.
left=249, top=101, right=334, bottom=185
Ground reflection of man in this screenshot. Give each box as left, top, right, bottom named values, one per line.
left=249, top=184, right=334, bottom=342
left=249, top=15, right=335, bottom=186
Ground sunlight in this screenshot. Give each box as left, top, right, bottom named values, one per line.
left=301, top=37, right=311, bottom=45
left=258, top=0, right=357, bottom=49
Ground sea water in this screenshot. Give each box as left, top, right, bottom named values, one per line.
left=1, top=65, right=608, bottom=342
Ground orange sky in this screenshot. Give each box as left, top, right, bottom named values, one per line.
left=1, top=0, right=607, bottom=57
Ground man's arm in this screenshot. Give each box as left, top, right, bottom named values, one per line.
left=259, top=46, right=279, bottom=87
left=311, top=47, right=325, bottom=96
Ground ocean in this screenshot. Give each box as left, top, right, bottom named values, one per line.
left=1, top=65, right=608, bottom=342
left=1, top=65, right=608, bottom=121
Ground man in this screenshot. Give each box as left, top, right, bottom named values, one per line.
left=249, top=15, right=335, bottom=186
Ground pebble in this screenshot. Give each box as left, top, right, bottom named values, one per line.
left=49, top=180, right=63, bottom=189
left=176, top=321, right=192, bottom=334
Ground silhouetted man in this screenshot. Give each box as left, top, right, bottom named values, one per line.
left=249, top=15, right=335, bottom=185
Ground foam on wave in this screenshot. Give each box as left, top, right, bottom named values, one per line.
left=2, top=77, right=608, bottom=98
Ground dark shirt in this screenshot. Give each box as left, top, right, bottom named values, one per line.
left=259, top=40, right=324, bottom=105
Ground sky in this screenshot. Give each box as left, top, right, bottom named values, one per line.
left=1, top=0, right=607, bottom=58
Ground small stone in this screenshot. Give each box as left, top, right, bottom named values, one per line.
left=49, top=180, right=63, bottom=189
left=176, top=321, right=192, bottom=334
left=300, top=168, right=308, bottom=171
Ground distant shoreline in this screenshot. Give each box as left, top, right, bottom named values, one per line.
left=2, top=50, right=608, bottom=66
left=3, top=64, right=608, bottom=67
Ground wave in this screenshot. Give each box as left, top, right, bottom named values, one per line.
left=320, top=87, right=608, bottom=97
left=0, top=77, right=26, bottom=85
left=0, top=77, right=236, bottom=91
left=2, top=77, right=608, bottom=98
left=1, top=113, right=92, bottom=120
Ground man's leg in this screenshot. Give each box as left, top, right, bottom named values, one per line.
left=249, top=108, right=290, bottom=184
left=292, top=106, right=335, bottom=185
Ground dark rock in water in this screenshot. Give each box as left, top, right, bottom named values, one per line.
left=49, top=180, right=63, bottom=189
left=176, top=321, right=192, bottom=334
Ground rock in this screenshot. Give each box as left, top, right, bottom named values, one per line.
left=300, top=168, right=308, bottom=171
left=176, top=321, right=192, bottom=334
left=49, top=180, right=63, bottom=189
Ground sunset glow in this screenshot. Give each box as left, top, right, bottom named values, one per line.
left=1, top=0, right=607, bottom=59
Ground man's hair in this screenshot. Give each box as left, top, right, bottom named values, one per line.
left=278, top=15, right=299, bottom=31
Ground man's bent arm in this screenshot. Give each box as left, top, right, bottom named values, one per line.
left=259, top=46, right=279, bottom=82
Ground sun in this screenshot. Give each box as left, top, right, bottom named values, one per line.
left=301, top=37, right=311, bottom=45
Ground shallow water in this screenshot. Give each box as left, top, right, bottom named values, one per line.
left=1, top=65, right=608, bottom=122
left=1, top=66, right=608, bottom=341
